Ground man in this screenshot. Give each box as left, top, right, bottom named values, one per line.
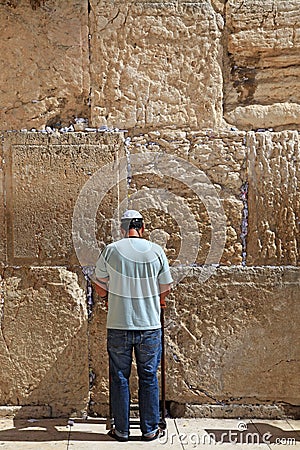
left=94, top=210, right=173, bottom=442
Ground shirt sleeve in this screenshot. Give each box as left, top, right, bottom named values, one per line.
left=158, top=249, right=173, bottom=285
left=95, top=247, right=109, bottom=280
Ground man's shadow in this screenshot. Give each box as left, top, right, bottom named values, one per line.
left=205, top=422, right=300, bottom=444
left=0, top=418, right=141, bottom=443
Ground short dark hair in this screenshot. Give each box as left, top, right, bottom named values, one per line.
left=121, top=218, right=143, bottom=232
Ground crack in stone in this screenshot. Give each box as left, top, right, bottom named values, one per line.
left=98, top=8, right=121, bottom=33
left=0, top=277, right=11, bottom=359
left=240, top=181, right=248, bottom=266
left=266, top=359, right=298, bottom=373
left=184, top=380, right=226, bottom=406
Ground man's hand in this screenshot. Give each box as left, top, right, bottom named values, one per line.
left=94, top=279, right=109, bottom=310
left=159, top=283, right=171, bottom=309
left=160, top=298, right=167, bottom=309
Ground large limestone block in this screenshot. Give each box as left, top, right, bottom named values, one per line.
left=166, top=267, right=300, bottom=405
left=224, top=0, right=300, bottom=130
left=226, top=103, right=300, bottom=132
left=0, top=267, right=89, bottom=417
left=0, top=1, right=90, bottom=131
left=246, top=131, right=299, bottom=266
left=90, top=0, right=224, bottom=130
left=227, top=0, right=300, bottom=55
left=125, top=130, right=247, bottom=266
left=2, top=132, right=125, bottom=265
left=188, top=130, right=247, bottom=265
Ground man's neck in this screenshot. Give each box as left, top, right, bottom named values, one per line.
left=127, top=229, right=141, bottom=238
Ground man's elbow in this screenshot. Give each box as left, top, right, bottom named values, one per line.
left=160, top=284, right=172, bottom=296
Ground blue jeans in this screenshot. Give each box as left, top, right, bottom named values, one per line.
left=107, top=328, right=162, bottom=438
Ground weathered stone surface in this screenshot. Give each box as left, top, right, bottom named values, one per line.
left=246, top=131, right=299, bottom=265
left=227, top=0, right=300, bottom=56
left=224, top=0, right=300, bottom=130
left=0, top=1, right=90, bottom=131
left=126, top=130, right=247, bottom=266
left=0, top=267, right=89, bottom=417
left=2, top=132, right=125, bottom=265
left=165, top=267, right=300, bottom=406
left=1, top=0, right=300, bottom=133
left=90, top=0, right=224, bottom=131
left=0, top=0, right=298, bottom=420
left=0, top=405, right=51, bottom=419
left=225, top=104, right=300, bottom=131
left=89, top=267, right=300, bottom=413
left=88, top=291, right=108, bottom=409
left=170, top=403, right=297, bottom=419
left=1, top=130, right=250, bottom=268
left=0, top=135, right=5, bottom=263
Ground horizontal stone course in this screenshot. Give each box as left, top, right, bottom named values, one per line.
left=0, top=1, right=299, bottom=131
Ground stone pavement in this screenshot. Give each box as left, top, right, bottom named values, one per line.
left=0, top=417, right=299, bottom=449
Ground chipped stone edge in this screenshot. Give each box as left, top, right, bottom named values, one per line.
left=0, top=405, right=52, bottom=419
left=170, top=403, right=300, bottom=420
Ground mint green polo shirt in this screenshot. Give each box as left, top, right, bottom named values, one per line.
left=95, top=238, right=173, bottom=330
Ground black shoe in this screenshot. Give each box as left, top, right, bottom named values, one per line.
left=108, top=429, right=129, bottom=442
left=141, top=429, right=160, bottom=441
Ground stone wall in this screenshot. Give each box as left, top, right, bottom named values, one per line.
left=0, top=0, right=299, bottom=419
left=224, top=0, right=300, bottom=130
left=1, top=0, right=300, bottom=133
